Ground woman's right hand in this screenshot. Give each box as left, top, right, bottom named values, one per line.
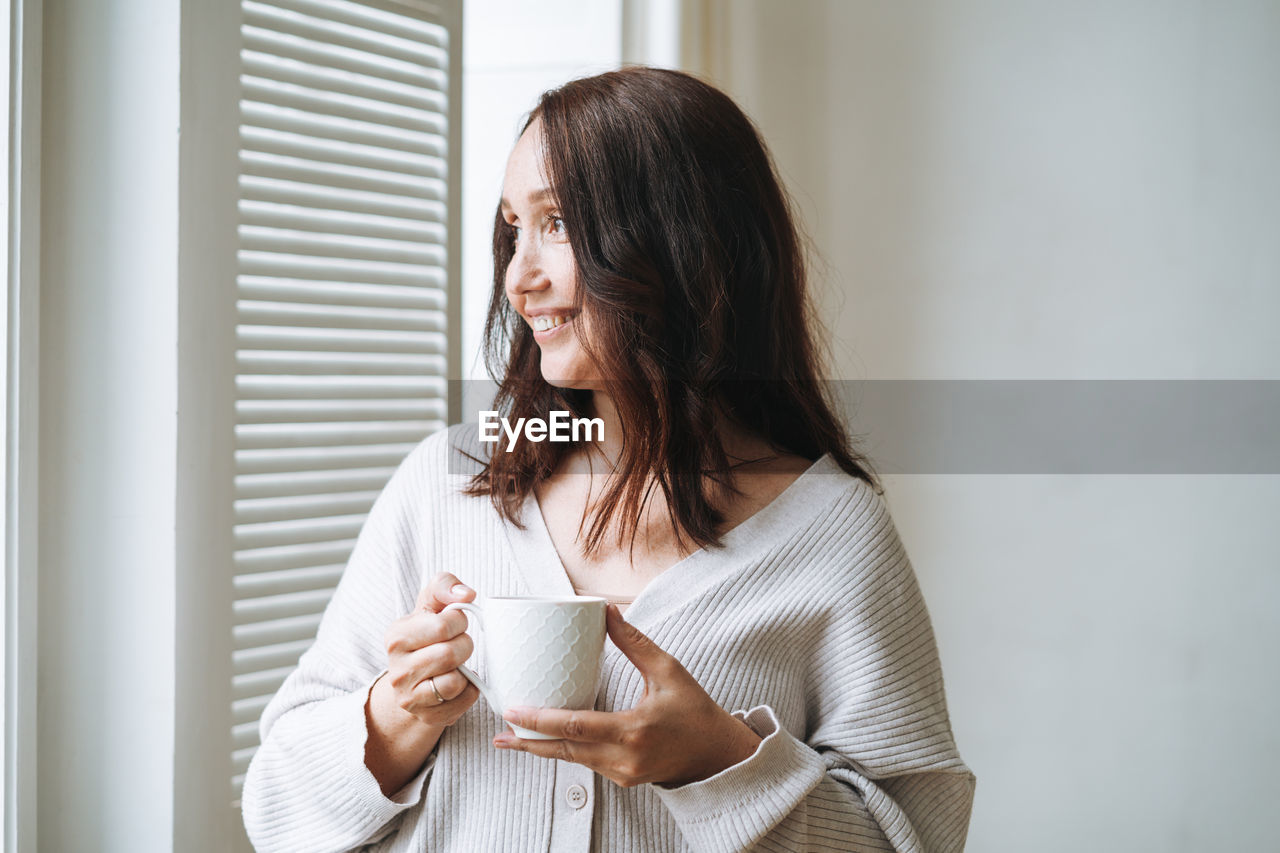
left=364, top=572, right=480, bottom=795
left=381, top=571, right=481, bottom=726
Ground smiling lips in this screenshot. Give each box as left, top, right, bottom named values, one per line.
left=530, top=312, right=577, bottom=339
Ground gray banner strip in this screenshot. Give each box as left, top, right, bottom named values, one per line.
left=835, top=380, right=1279, bottom=474
left=449, top=380, right=1280, bottom=474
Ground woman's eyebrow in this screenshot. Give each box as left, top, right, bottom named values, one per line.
left=499, top=187, right=556, bottom=212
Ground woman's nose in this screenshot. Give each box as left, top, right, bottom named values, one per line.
left=506, top=242, right=550, bottom=297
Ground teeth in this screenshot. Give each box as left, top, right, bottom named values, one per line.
left=532, top=314, right=571, bottom=331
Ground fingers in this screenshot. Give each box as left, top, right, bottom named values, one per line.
left=492, top=732, right=617, bottom=775
left=501, top=706, right=624, bottom=744
left=385, top=574, right=480, bottom=727
left=415, top=573, right=476, bottom=614
left=605, top=603, right=675, bottom=680
left=393, top=607, right=470, bottom=651
left=409, top=668, right=471, bottom=704
left=400, top=673, right=480, bottom=721
left=492, top=730, right=649, bottom=787
left=386, top=630, right=473, bottom=700
left=390, top=666, right=467, bottom=704
left=383, top=601, right=476, bottom=722
left=401, top=632, right=474, bottom=682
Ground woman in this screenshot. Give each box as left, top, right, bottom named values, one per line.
left=243, top=67, right=974, bottom=852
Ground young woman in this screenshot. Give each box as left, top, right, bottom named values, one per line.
left=243, top=66, right=975, bottom=852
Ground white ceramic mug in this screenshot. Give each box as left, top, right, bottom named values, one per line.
left=443, top=595, right=606, bottom=739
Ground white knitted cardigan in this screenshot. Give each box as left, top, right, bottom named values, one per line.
left=242, top=425, right=975, bottom=852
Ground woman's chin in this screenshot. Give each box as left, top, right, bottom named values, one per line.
left=541, top=375, right=597, bottom=391
left=539, top=368, right=599, bottom=391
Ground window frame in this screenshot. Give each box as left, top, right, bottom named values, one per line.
left=4, top=0, right=41, bottom=849
left=3, top=0, right=462, bottom=848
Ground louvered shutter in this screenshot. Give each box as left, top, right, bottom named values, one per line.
left=231, top=0, right=461, bottom=804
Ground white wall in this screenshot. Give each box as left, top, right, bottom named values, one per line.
left=705, top=0, right=1280, bottom=381
left=700, top=1, right=1280, bottom=850
left=38, top=0, right=180, bottom=849
left=461, top=0, right=624, bottom=381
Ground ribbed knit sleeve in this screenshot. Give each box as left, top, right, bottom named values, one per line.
left=652, top=488, right=976, bottom=853
left=241, top=436, right=439, bottom=853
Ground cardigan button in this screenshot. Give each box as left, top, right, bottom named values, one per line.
left=566, top=784, right=588, bottom=809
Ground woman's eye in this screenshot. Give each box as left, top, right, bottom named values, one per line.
left=507, top=217, right=562, bottom=250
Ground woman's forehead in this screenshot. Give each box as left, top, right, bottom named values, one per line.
left=501, top=121, right=555, bottom=210
left=500, top=186, right=557, bottom=214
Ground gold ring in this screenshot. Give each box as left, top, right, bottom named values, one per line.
left=428, top=675, right=445, bottom=705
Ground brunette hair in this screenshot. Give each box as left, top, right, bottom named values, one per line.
left=461, top=65, right=878, bottom=560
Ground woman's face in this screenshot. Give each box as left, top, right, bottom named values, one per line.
left=501, top=118, right=600, bottom=390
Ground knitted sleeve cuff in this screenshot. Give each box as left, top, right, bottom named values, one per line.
left=242, top=672, right=437, bottom=852
left=651, top=705, right=827, bottom=853
left=353, top=670, right=437, bottom=809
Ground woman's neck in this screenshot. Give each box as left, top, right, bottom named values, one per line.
left=540, top=390, right=812, bottom=560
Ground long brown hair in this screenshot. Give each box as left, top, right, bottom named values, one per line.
left=462, top=66, right=878, bottom=561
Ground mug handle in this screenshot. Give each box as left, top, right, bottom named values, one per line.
left=441, top=601, right=504, bottom=717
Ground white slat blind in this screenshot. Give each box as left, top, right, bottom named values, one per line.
left=231, top=0, right=458, bottom=804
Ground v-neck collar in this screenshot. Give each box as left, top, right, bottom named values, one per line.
left=499, top=452, right=853, bottom=631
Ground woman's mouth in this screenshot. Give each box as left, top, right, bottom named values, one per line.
left=530, top=313, right=576, bottom=341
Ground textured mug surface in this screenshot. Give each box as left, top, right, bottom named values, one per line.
left=445, top=596, right=606, bottom=739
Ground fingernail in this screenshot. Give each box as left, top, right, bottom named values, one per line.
left=493, top=735, right=513, bottom=748
left=503, top=707, right=529, bottom=724
left=451, top=583, right=471, bottom=596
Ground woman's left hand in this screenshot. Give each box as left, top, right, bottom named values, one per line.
left=492, top=604, right=763, bottom=788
